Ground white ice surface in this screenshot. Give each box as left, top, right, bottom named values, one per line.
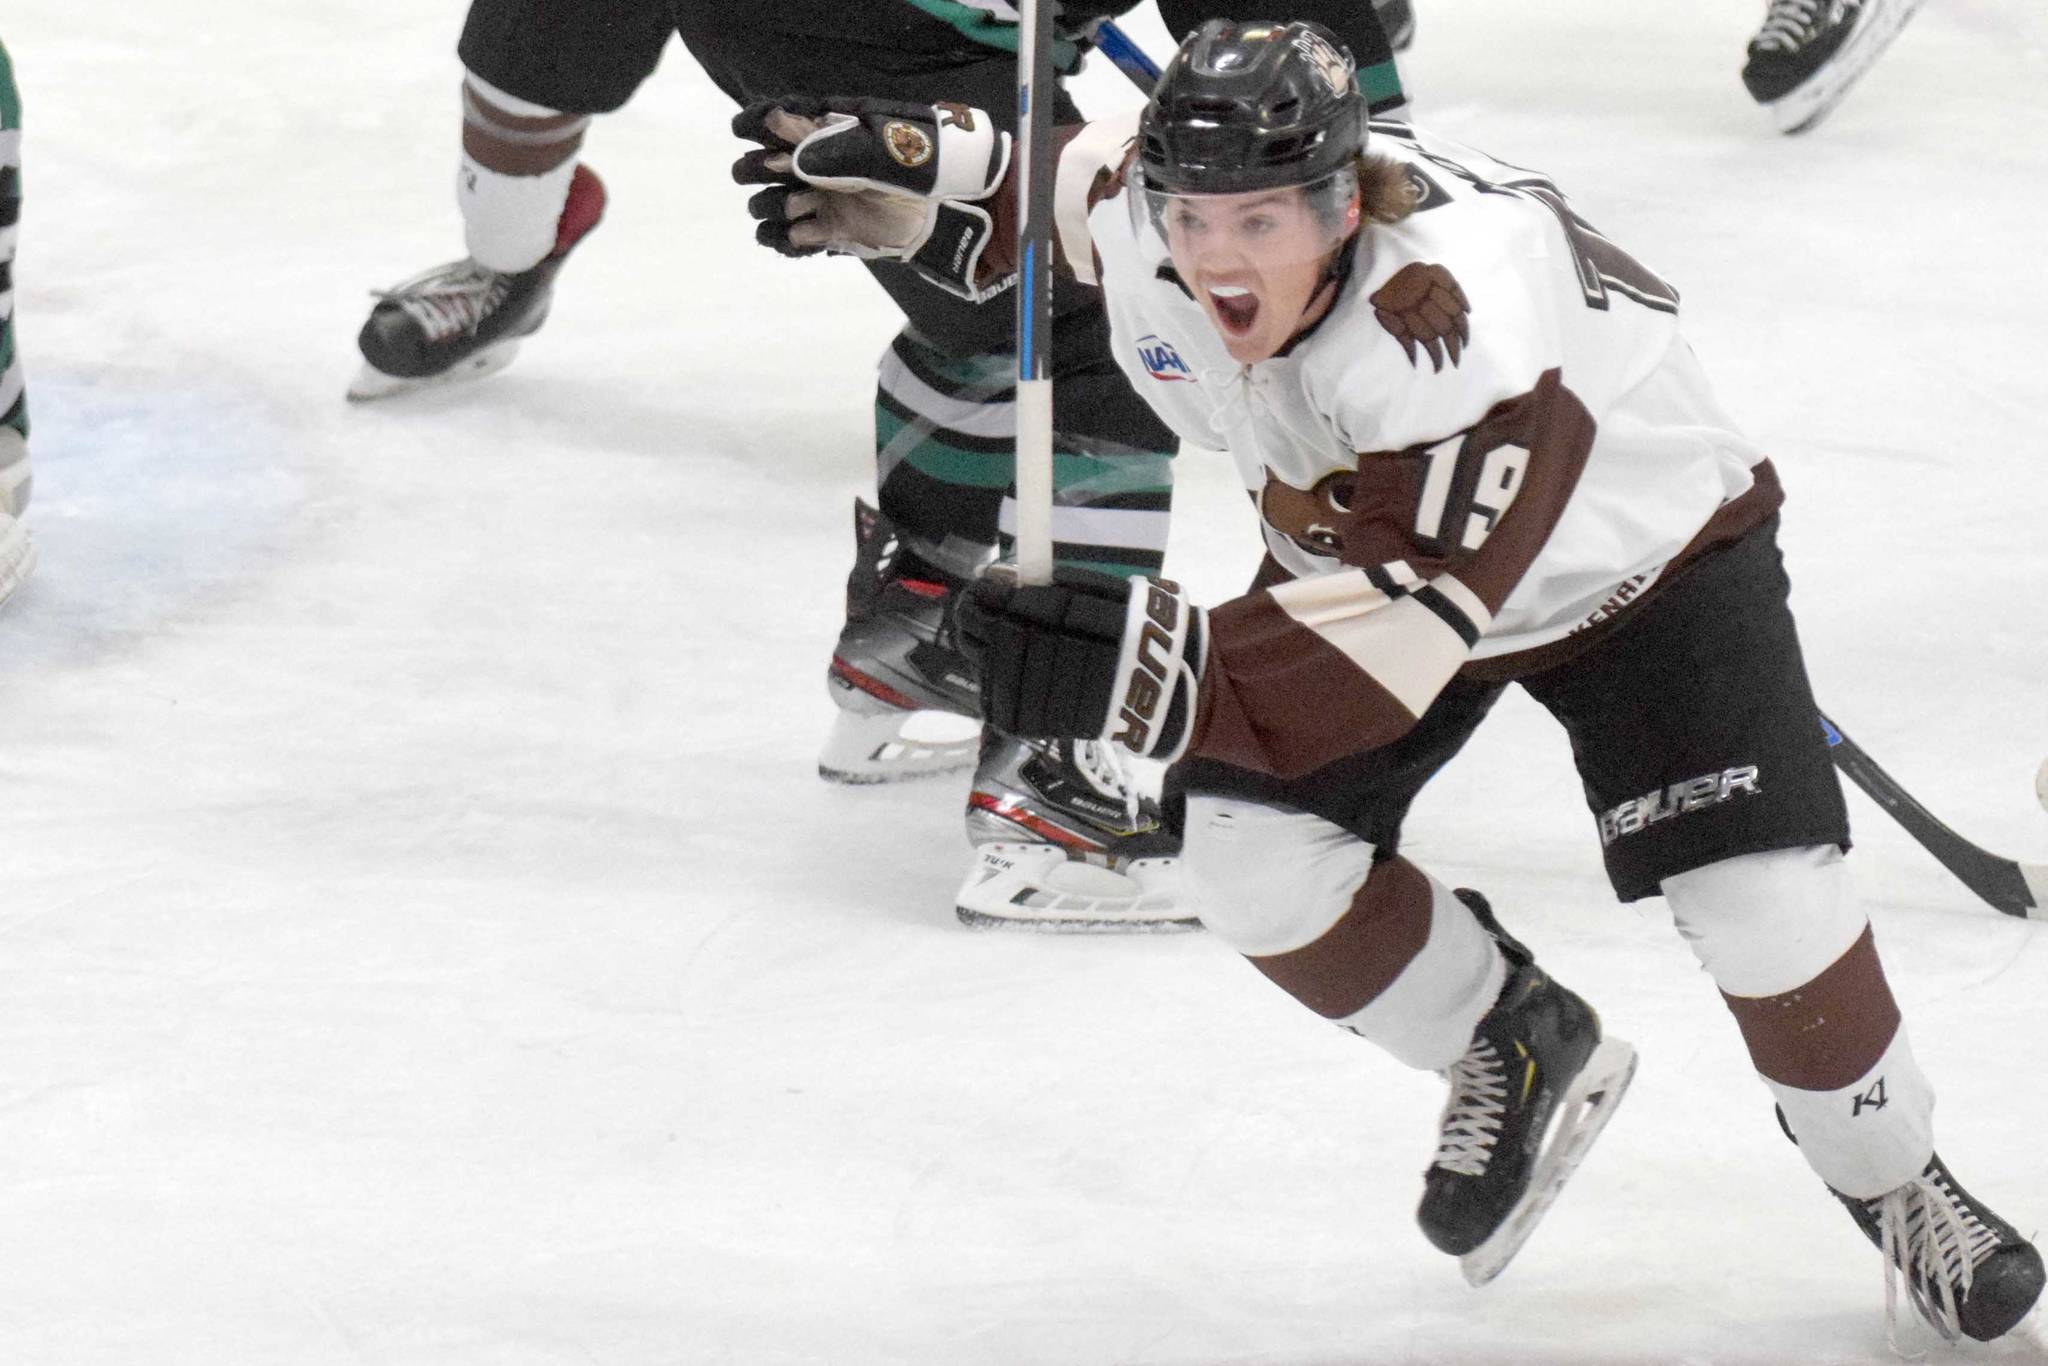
left=2, top=3, right=2046, bottom=1363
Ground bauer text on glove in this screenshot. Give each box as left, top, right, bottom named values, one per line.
left=955, top=569, right=1206, bottom=763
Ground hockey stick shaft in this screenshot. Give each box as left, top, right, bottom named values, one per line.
left=1012, top=0, right=1058, bottom=585
left=1820, top=712, right=2046, bottom=920
left=1095, top=21, right=1163, bottom=86
left=1002, top=20, right=1152, bottom=584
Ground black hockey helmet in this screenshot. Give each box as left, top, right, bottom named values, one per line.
left=1135, top=20, right=1365, bottom=197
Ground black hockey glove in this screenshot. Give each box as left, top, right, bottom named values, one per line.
left=955, top=568, right=1207, bottom=763
left=732, top=96, right=1013, bottom=304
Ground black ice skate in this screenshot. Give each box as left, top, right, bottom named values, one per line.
left=0, top=427, right=32, bottom=613
left=817, top=500, right=984, bottom=784
left=1830, top=1154, right=2045, bottom=1345
left=1416, top=891, right=1637, bottom=1285
left=1741, top=0, right=1923, bottom=135
left=955, top=731, right=1192, bottom=933
left=347, top=164, right=607, bottom=401
left=1374, top=0, right=1416, bottom=53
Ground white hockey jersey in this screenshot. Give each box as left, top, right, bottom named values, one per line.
left=1070, top=119, right=1779, bottom=780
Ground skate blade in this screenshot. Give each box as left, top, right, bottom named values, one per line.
left=1762, top=0, right=1924, bottom=134
left=0, top=514, right=35, bottom=615
left=1459, top=1037, right=1638, bottom=1287
left=954, top=844, right=1199, bottom=933
left=817, top=707, right=979, bottom=785
left=344, top=339, right=523, bottom=402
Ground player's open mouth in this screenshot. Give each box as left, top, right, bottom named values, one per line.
left=1209, top=284, right=1259, bottom=334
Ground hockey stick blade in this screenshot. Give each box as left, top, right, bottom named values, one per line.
left=1820, top=713, right=2047, bottom=920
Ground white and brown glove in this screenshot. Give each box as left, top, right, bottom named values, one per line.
left=732, top=96, right=1013, bottom=303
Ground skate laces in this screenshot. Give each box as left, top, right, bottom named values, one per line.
left=1071, top=739, right=1143, bottom=827
left=1432, top=1038, right=1509, bottom=1177
left=1869, top=1170, right=2003, bottom=1350
left=1752, top=0, right=1854, bottom=50
left=372, top=259, right=515, bottom=341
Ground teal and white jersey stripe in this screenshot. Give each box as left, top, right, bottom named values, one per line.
left=893, top=0, right=1087, bottom=67
left=875, top=331, right=1173, bottom=581
left=1, top=31, right=29, bottom=603
left=1, top=36, right=24, bottom=447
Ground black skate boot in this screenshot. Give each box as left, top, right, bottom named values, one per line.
left=1829, top=1153, right=2044, bottom=1344
left=348, top=164, right=607, bottom=401
left=955, top=731, right=1192, bottom=933
left=0, top=426, right=32, bottom=613
left=1416, top=890, right=1637, bottom=1285
left=1740, top=0, right=1923, bottom=135
left=817, top=500, right=985, bottom=784
left=1374, top=0, right=1415, bottom=53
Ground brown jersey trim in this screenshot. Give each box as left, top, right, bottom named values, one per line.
left=1188, top=371, right=1596, bottom=780
left=1189, top=593, right=1424, bottom=779
left=1247, top=853, right=1434, bottom=1019
left=1449, top=369, right=1598, bottom=613
left=1720, top=924, right=1900, bottom=1091
left=1460, top=459, right=1785, bottom=684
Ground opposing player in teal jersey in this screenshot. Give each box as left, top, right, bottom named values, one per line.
left=1, top=36, right=33, bottom=614
left=349, top=1, right=1405, bottom=931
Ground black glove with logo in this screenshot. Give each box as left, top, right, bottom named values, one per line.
left=955, top=567, right=1207, bottom=762
left=732, top=95, right=1013, bottom=303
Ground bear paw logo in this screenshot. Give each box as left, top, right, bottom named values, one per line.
left=883, top=120, right=934, bottom=168
left=1371, top=262, right=1471, bottom=373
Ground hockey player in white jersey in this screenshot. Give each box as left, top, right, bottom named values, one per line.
left=347, top=0, right=1403, bottom=934
left=731, top=18, right=2045, bottom=1342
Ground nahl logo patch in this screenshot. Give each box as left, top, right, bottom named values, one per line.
left=882, top=120, right=934, bottom=168
left=1137, top=334, right=1193, bottom=382
left=1597, top=765, right=1760, bottom=845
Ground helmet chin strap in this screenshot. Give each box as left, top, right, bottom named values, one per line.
left=1282, top=230, right=1362, bottom=352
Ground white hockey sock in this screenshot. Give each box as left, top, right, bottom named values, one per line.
left=1331, top=876, right=1506, bottom=1072
left=1767, top=1025, right=1934, bottom=1200
left=1183, top=797, right=1505, bottom=1072
left=456, top=72, right=587, bottom=274
left=458, top=153, right=576, bottom=275
left=1664, top=847, right=1933, bottom=1199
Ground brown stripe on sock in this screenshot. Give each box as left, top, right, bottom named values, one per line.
left=1721, top=925, right=1900, bottom=1091
left=1247, top=854, right=1433, bottom=1019
left=462, top=81, right=586, bottom=176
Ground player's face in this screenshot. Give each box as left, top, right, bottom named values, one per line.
left=1162, top=186, right=1355, bottom=364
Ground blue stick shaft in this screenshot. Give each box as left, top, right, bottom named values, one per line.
left=1096, top=21, right=1163, bottom=88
